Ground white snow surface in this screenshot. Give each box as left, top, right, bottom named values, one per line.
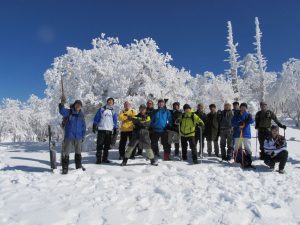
left=1, top=127, right=300, bottom=225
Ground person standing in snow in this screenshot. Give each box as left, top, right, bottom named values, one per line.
left=121, top=104, right=158, bottom=166
left=219, top=101, right=234, bottom=161
left=255, top=101, right=286, bottom=160
left=195, top=103, right=207, bottom=156
left=206, top=104, right=220, bottom=157
left=93, top=97, right=118, bottom=164
left=232, top=101, right=240, bottom=115
left=150, top=99, right=173, bottom=160
left=59, top=98, right=86, bottom=174
left=263, top=125, right=288, bottom=174
left=231, top=103, right=254, bottom=167
left=135, top=99, right=155, bottom=156
left=167, top=102, right=182, bottom=157
left=118, top=101, right=137, bottom=160
left=176, top=104, right=204, bottom=163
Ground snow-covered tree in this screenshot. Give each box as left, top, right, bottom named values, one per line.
left=225, top=21, right=240, bottom=101
left=271, top=58, right=300, bottom=126
left=254, top=17, right=268, bottom=102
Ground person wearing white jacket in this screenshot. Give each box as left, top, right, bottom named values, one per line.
left=263, top=125, right=288, bottom=174
left=93, top=98, right=118, bottom=164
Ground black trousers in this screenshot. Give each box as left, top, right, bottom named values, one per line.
left=181, top=136, right=197, bottom=160
left=96, top=130, right=112, bottom=161
left=264, top=150, right=288, bottom=170
left=258, top=129, right=271, bottom=157
left=118, top=131, right=133, bottom=157
left=150, top=131, right=170, bottom=156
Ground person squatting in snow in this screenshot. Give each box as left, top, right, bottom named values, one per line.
left=59, top=97, right=86, bottom=174
left=263, top=125, right=288, bottom=174
left=121, top=104, right=158, bottom=166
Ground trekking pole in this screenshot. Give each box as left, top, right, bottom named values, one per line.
left=255, top=130, right=258, bottom=160
left=284, top=128, right=286, bottom=139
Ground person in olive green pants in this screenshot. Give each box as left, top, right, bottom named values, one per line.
left=121, top=104, right=158, bottom=166
left=176, top=104, right=204, bottom=164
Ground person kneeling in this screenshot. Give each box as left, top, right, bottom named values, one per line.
left=264, top=125, right=288, bottom=174
left=121, top=104, right=158, bottom=166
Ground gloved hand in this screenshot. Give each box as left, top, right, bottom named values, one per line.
left=92, top=124, right=97, bottom=134
left=61, top=95, right=66, bottom=104
left=281, top=125, right=287, bottom=130
left=113, top=128, right=118, bottom=135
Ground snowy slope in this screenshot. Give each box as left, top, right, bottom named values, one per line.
left=1, top=127, right=300, bottom=225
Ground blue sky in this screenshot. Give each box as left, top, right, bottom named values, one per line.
left=0, top=0, right=300, bottom=101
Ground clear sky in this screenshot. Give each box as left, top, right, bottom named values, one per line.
left=1, top=0, right=300, bottom=101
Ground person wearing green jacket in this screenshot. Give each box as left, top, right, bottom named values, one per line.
left=177, top=104, right=204, bottom=164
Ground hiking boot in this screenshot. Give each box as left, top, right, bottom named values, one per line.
left=62, top=155, right=69, bottom=175
left=193, top=159, right=198, bottom=164
left=150, top=158, right=158, bottom=166
left=182, top=155, right=187, bottom=161
left=96, top=158, right=102, bottom=164
left=121, top=158, right=128, bottom=166
left=221, top=155, right=227, bottom=161
left=75, top=154, right=82, bottom=169
left=102, top=159, right=111, bottom=163
left=278, top=169, right=285, bottom=174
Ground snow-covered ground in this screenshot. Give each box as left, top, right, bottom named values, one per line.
left=1, top=126, right=300, bottom=225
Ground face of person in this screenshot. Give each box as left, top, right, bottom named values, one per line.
left=240, top=106, right=247, bottom=113
left=124, top=101, right=130, bottom=110
left=261, top=104, right=267, bottom=111
left=173, top=104, right=179, bottom=110
left=74, top=103, right=81, bottom=112
left=184, top=108, right=191, bottom=113
left=158, top=101, right=165, bottom=108
left=197, top=105, right=204, bottom=112
left=233, top=104, right=239, bottom=110
left=271, top=128, right=279, bottom=138
left=210, top=107, right=216, bottom=113
left=224, top=104, right=231, bottom=111
left=147, top=101, right=153, bottom=109
left=140, top=108, right=147, bottom=114
left=107, top=99, right=114, bottom=106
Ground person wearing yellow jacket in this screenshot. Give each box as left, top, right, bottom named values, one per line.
left=177, top=104, right=204, bottom=164
left=118, top=101, right=137, bottom=159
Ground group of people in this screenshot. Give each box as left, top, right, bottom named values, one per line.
left=58, top=97, right=288, bottom=175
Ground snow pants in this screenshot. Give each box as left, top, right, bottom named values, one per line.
left=264, top=150, right=288, bottom=170
left=96, top=130, right=112, bottom=161
left=220, top=128, right=233, bottom=158
left=63, top=139, right=82, bottom=157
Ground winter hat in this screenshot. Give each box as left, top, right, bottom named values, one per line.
left=183, top=104, right=191, bottom=110
left=173, top=102, right=180, bottom=107
left=73, top=100, right=83, bottom=107
left=240, top=103, right=248, bottom=108
left=139, top=104, right=147, bottom=109
left=224, top=100, right=231, bottom=106
left=158, top=99, right=165, bottom=103
left=209, top=104, right=216, bottom=109
left=107, top=97, right=115, bottom=104
left=271, top=125, right=279, bottom=131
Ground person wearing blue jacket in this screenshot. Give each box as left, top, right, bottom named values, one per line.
left=231, top=102, right=254, bottom=166
left=150, top=99, right=173, bottom=160
left=59, top=99, right=86, bottom=174
left=93, top=97, right=118, bottom=164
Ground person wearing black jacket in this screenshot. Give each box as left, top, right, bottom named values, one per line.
left=195, top=103, right=207, bottom=156
left=167, top=102, right=182, bottom=157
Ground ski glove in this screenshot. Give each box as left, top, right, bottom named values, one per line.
left=92, top=124, right=97, bottom=134
left=281, top=125, right=287, bottom=130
